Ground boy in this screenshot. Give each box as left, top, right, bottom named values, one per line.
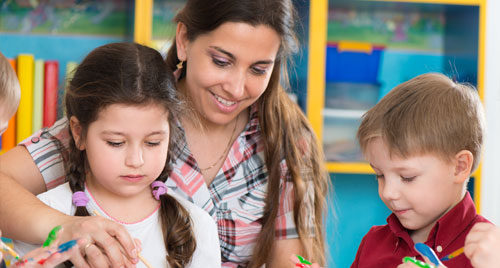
left=0, top=51, right=20, bottom=137
left=351, top=73, right=491, bottom=268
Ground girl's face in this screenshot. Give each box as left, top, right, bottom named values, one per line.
left=176, top=22, right=281, bottom=126
left=72, top=103, right=170, bottom=200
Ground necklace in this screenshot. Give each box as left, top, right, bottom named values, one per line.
left=199, top=115, right=239, bottom=171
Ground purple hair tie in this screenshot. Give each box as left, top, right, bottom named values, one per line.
left=72, top=191, right=89, bottom=207
left=151, top=181, right=168, bottom=200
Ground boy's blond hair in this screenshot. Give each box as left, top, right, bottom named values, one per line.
left=357, top=72, right=485, bottom=173
left=0, top=51, right=20, bottom=113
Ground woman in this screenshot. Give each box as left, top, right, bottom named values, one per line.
left=0, top=0, right=328, bottom=267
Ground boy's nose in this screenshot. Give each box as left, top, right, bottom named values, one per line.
left=380, top=179, right=400, bottom=201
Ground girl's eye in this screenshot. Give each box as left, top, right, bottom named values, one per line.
left=251, top=66, right=267, bottom=75
left=107, top=141, right=123, bottom=147
left=212, top=57, right=230, bottom=67
left=146, top=141, right=161, bottom=147
left=401, top=176, right=416, bottom=182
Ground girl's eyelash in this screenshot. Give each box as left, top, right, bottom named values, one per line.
left=107, top=141, right=123, bottom=147
left=146, top=141, right=161, bottom=146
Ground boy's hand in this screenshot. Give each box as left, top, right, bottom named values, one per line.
left=464, top=222, right=500, bottom=268
left=397, top=255, right=447, bottom=268
left=289, top=254, right=322, bottom=268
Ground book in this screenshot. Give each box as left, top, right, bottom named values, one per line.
left=43, top=61, right=59, bottom=128
left=1, top=59, right=17, bottom=152
left=16, top=54, right=34, bottom=143
left=33, top=59, right=44, bottom=132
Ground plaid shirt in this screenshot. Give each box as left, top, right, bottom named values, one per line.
left=22, top=104, right=310, bottom=267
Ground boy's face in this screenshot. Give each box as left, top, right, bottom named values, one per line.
left=366, top=137, right=465, bottom=241
left=0, top=102, right=16, bottom=136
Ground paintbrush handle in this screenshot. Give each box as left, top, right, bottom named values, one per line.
left=0, top=240, right=20, bottom=260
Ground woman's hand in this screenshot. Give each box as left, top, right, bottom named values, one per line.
left=58, top=215, right=139, bottom=268
left=464, top=222, right=500, bottom=268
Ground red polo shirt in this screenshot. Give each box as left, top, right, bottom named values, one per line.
left=351, top=192, right=491, bottom=268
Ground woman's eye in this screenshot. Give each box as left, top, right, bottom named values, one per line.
left=251, top=66, right=267, bottom=75
left=212, top=57, right=230, bottom=67
left=107, top=141, right=123, bottom=147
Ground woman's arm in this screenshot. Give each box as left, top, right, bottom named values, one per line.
left=267, top=238, right=304, bottom=268
left=0, top=146, right=46, bottom=195
left=0, top=147, right=139, bottom=268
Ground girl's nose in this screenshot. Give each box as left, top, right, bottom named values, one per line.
left=125, top=145, right=144, bottom=168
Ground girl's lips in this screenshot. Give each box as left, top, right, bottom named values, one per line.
left=121, top=175, right=144, bottom=182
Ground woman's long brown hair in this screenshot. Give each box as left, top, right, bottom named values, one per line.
left=63, top=42, right=196, bottom=268
left=165, top=0, right=329, bottom=266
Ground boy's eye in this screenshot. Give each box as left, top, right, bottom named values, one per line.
left=401, top=176, right=416, bottom=182
left=212, top=57, right=230, bottom=67
left=107, top=141, right=123, bottom=147
left=375, top=174, right=384, bottom=180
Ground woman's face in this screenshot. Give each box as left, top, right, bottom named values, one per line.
left=176, top=22, right=281, bottom=126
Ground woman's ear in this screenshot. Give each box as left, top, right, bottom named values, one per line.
left=175, top=22, right=188, bottom=62
left=69, top=116, right=85, bottom=150
left=453, top=150, right=474, bottom=183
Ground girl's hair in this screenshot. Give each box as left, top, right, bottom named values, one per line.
left=165, top=1, right=328, bottom=266
left=64, top=42, right=196, bottom=268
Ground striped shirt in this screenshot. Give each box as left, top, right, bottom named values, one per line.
left=22, top=104, right=313, bottom=267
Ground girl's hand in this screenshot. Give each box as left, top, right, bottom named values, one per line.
left=58, top=215, right=139, bottom=268
left=464, top=222, right=500, bottom=268
left=289, top=254, right=322, bottom=268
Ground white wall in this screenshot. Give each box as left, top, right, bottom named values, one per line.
left=480, top=0, right=500, bottom=225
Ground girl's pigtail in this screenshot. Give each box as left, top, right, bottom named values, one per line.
left=152, top=181, right=196, bottom=268
left=66, top=130, right=91, bottom=216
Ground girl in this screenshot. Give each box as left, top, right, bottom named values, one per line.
left=0, top=0, right=329, bottom=267
left=13, top=42, right=220, bottom=268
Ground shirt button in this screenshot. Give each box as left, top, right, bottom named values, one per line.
left=436, top=246, right=443, bottom=252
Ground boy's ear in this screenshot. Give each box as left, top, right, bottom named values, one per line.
left=69, top=116, right=85, bottom=150
left=453, top=150, right=474, bottom=183
left=175, top=22, right=188, bottom=62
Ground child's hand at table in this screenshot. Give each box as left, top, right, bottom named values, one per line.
left=464, top=222, right=500, bottom=268
left=289, top=254, right=322, bottom=268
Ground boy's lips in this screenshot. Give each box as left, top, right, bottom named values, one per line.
left=394, top=208, right=411, bottom=215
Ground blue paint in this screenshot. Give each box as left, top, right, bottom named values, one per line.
left=57, top=239, right=77, bottom=253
